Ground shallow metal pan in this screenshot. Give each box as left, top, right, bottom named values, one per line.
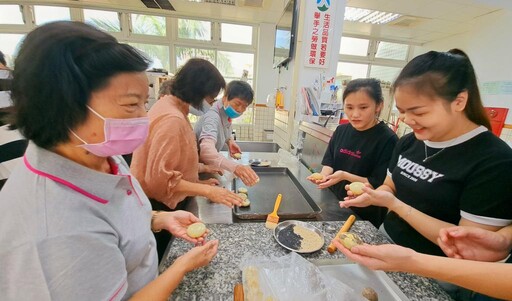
left=232, top=167, right=322, bottom=220
left=273, top=220, right=325, bottom=253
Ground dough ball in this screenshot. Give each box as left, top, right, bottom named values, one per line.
left=187, top=222, right=207, bottom=238
left=349, top=182, right=365, bottom=195
left=362, top=287, right=378, bottom=301
left=238, top=187, right=248, bottom=194
left=233, top=153, right=242, bottom=159
left=237, top=193, right=248, bottom=201
left=258, top=160, right=271, bottom=167
left=241, top=199, right=251, bottom=207
left=310, top=173, right=324, bottom=180
left=338, top=232, right=363, bottom=250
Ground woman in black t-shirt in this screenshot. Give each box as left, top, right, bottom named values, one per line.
left=340, top=49, right=512, bottom=300
left=307, top=78, right=397, bottom=227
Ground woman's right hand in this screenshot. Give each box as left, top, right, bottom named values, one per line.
left=333, top=239, right=416, bottom=272
left=206, top=186, right=243, bottom=207
left=234, top=165, right=259, bottom=186
left=174, top=240, right=219, bottom=273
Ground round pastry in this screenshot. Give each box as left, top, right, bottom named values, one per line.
left=349, top=181, right=365, bottom=195
left=310, top=173, right=324, bottom=180
left=258, top=160, right=271, bottom=167
left=238, top=187, right=248, bottom=194
left=237, top=193, right=248, bottom=201
left=233, top=153, right=242, bottom=159
left=338, top=232, right=363, bottom=250
left=187, top=222, right=207, bottom=238
left=241, top=199, right=251, bottom=207
left=362, top=287, right=378, bottom=301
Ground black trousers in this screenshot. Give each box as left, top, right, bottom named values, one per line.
left=150, top=198, right=189, bottom=263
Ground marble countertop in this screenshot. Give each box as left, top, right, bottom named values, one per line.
left=162, top=221, right=452, bottom=301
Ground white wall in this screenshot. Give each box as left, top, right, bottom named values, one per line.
left=254, top=23, right=279, bottom=104
left=412, top=9, right=512, bottom=123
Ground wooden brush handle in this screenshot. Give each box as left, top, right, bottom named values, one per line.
left=233, top=283, right=244, bottom=301
left=271, top=193, right=282, bottom=214
left=327, top=215, right=356, bottom=254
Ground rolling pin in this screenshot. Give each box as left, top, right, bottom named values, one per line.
left=327, top=215, right=356, bottom=254
left=233, top=283, right=244, bottom=301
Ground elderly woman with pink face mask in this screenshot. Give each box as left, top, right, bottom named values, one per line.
left=0, top=21, right=217, bottom=301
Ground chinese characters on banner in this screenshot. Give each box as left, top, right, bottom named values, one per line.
left=305, top=0, right=335, bottom=68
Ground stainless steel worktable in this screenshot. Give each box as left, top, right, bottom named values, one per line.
left=182, top=151, right=354, bottom=224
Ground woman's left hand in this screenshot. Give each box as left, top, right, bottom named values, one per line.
left=199, top=178, right=220, bottom=186
left=340, top=185, right=398, bottom=209
left=160, top=211, right=208, bottom=245
left=228, top=140, right=242, bottom=158
left=317, top=170, right=344, bottom=189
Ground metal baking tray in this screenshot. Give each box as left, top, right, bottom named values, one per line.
left=273, top=220, right=325, bottom=253
left=232, top=167, right=322, bottom=220
left=311, top=259, right=410, bottom=301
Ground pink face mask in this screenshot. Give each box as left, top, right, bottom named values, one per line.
left=71, top=106, right=149, bottom=157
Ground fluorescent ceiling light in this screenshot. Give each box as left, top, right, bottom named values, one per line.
left=186, top=0, right=236, bottom=4
left=344, top=6, right=401, bottom=25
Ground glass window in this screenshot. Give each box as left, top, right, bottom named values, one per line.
left=84, top=9, right=120, bottom=32
left=336, top=62, right=368, bottom=80
left=232, top=106, right=254, bottom=125
left=375, top=41, right=409, bottom=60
left=175, top=46, right=215, bottom=68
left=0, top=5, right=24, bottom=24
left=339, top=37, right=369, bottom=56
left=34, top=6, right=70, bottom=25
left=216, top=51, right=254, bottom=81
left=0, top=34, right=25, bottom=67
left=369, top=65, right=402, bottom=83
left=131, top=14, right=166, bottom=36
left=221, top=23, right=252, bottom=45
left=178, top=19, right=211, bottom=41
left=129, top=43, right=170, bottom=71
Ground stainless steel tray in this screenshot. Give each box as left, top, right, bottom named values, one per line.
left=311, top=258, right=410, bottom=301
left=232, top=167, right=322, bottom=220
left=273, top=220, right=325, bottom=253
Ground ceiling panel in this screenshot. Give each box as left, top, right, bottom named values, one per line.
left=12, top=0, right=506, bottom=44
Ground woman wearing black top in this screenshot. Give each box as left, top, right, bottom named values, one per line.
left=307, top=78, right=398, bottom=227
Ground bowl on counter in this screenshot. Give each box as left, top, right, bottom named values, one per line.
left=273, top=220, right=325, bottom=253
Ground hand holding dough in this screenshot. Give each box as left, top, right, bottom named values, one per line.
left=349, top=182, right=365, bottom=195
left=309, top=173, right=324, bottom=180
left=187, top=222, right=207, bottom=238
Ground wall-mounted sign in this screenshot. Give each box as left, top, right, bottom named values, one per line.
left=305, top=0, right=336, bottom=68
left=481, top=81, right=512, bottom=95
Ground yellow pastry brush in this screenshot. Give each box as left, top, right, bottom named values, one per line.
left=265, top=193, right=282, bottom=229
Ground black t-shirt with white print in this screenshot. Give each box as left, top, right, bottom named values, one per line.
left=322, top=121, right=398, bottom=226
left=384, top=126, right=512, bottom=256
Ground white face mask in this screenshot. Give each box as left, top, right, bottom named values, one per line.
left=71, top=106, right=149, bottom=157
